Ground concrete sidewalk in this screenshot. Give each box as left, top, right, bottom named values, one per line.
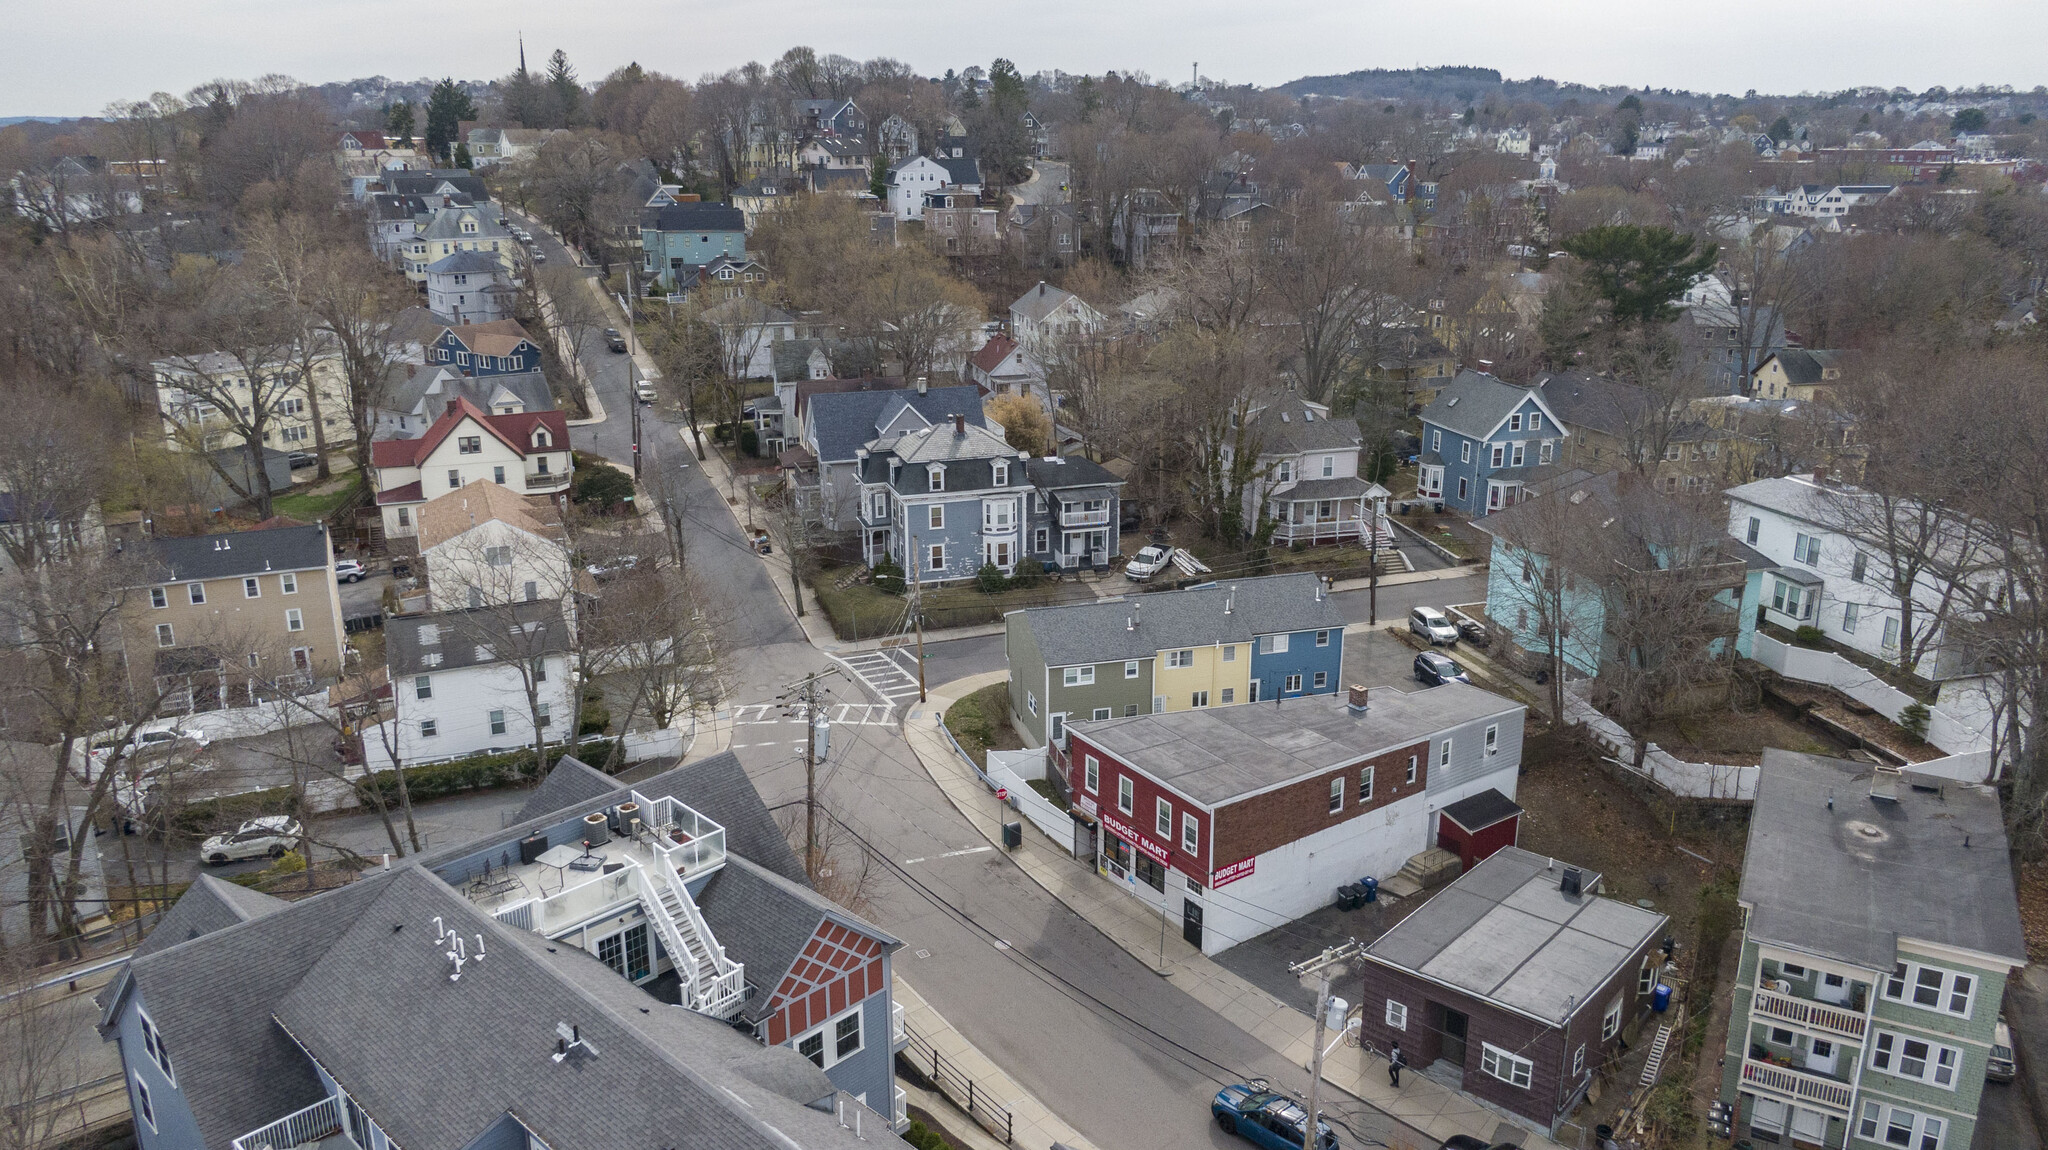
left=904, top=672, right=1563, bottom=1150
left=895, top=977, right=1098, bottom=1150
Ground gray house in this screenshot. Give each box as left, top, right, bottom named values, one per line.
left=96, top=753, right=911, bottom=1150
left=797, top=382, right=986, bottom=531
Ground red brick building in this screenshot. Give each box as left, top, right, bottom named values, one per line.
left=1357, top=848, right=1668, bottom=1135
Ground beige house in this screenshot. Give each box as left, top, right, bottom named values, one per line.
left=123, top=524, right=347, bottom=707
left=153, top=350, right=357, bottom=457
left=369, top=398, right=572, bottom=542
left=416, top=481, right=573, bottom=614
left=1750, top=349, right=1845, bottom=402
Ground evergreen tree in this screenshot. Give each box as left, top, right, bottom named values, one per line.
left=425, top=78, right=477, bottom=163
left=502, top=40, right=548, bottom=129
left=547, top=49, right=581, bottom=125
left=384, top=100, right=415, bottom=147
left=1560, top=225, right=1718, bottom=326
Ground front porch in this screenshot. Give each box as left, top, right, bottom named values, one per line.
left=1268, top=480, right=1393, bottom=548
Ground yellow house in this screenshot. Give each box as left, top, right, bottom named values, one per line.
left=1750, top=349, right=1845, bottom=402
left=1149, top=641, right=1253, bottom=713
left=153, top=349, right=358, bottom=456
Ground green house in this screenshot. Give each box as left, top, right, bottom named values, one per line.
left=1719, top=750, right=2025, bottom=1150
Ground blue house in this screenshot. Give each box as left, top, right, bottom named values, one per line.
left=1417, top=369, right=1568, bottom=517
left=1472, top=471, right=1764, bottom=676
left=852, top=412, right=1125, bottom=581
left=641, top=202, right=749, bottom=291
left=1247, top=620, right=1346, bottom=702
left=426, top=321, right=545, bottom=376
left=95, top=754, right=911, bottom=1149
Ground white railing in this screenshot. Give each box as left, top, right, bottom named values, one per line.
left=1753, top=989, right=1867, bottom=1039
left=633, top=790, right=727, bottom=876
left=526, top=867, right=636, bottom=935
left=232, top=1095, right=354, bottom=1150
left=893, top=1084, right=909, bottom=1131
left=493, top=900, right=535, bottom=931
left=1740, top=1058, right=1854, bottom=1112
left=626, top=860, right=698, bottom=994
left=892, top=1000, right=907, bottom=1047
left=649, top=854, right=744, bottom=1016
left=524, top=472, right=570, bottom=491
left=1059, top=508, right=1111, bottom=527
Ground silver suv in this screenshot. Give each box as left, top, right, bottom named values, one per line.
left=1409, top=606, right=1460, bottom=645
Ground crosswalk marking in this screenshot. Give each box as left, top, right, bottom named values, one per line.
left=838, top=651, right=922, bottom=708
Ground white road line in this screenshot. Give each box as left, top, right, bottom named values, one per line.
left=939, top=846, right=994, bottom=859
left=903, top=857, right=928, bottom=865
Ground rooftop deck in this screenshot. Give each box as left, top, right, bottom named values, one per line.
left=454, top=791, right=727, bottom=931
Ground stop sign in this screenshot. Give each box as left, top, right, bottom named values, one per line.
left=996, top=787, right=1009, bottom=802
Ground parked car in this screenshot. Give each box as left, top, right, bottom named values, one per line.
left=1409, top=606, right=1459, bottom=645
left=1414, top=651, right=1470, bottom=687
left=586, top=554, right=641, bottom=581
left=1212, top=1083, right=1336, bottom=1150
left=89, top=724, right=210, bottom=770
left=335, top=559, right=368, bottom=583
left=1125, top=545, right=1174, bottom=582
left=1988, top=1017, right=2016, bottom=1083
left=635, top=380, right=657, bottom=404
left=287, top=450, right=319, bottom=469
left=604, top=328, right=627, bottom=353
left=1457, top=619, right=1488, bottom=644
left=530, top=250, right=547, bottom=264
left=200, top=816, right=303, bottom=865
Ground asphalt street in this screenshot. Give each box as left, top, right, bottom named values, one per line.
left=507, top=220, right=1442, bottom=1150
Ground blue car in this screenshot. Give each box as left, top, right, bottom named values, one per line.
left=1414, top=650, right=1470, bottom=687
left=1212, top=1083, right=1337, bottom=1150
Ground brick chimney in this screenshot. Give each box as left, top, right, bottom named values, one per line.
left=1348, top=685, right=1370, bottom=715
left=954, top=413, right=966, bottom=435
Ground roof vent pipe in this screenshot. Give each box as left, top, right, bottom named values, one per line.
left=916, top=375, right=928, bottom=395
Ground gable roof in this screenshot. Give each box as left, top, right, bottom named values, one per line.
left=416, top=479, right=561, bottom=551
left=387, top=365, right=555, bottom=421
left=386, top=600, right=571, bottom=677
left=511, top=756, right=623, bottom=824
left=138, top=523, right=333, bottom=584
left=805, top=384, right=984, bottom=464
left=1012, top=573, right=1346, bottom=669
left=696, top=856, right=898, bottom=1024
left=630, top=754, right=807, bottom=883
left=1743, top=750, right=2024, bottom=969
left=1419, top=369, right=1562, bottom=442
left=1246, top=393, right=1362, bottom=455
left=643, top=202, right=746, bottom=233
left=369, top=398, right=568, bottom=469
left=1534, top=371, right=1711, bottom=444
left=131, top=874, right=287, bottom=960
left=441, top=319, right=541, bottom=359
left=425, top=249, right=505, bottom=276
left=1364, top=847, right=1666, bottom=1026
left=1010, top=282, right=1091, bottom=325
left=1757, top=348, right=1843, bottom=386
left=969, top=332, right=1020, bottom=375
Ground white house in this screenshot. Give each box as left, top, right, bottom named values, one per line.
left=423, top=250, right=516, bottom=324
left=1008, top=282, right=1105, bottom=350
left=368, top=600, right=573, bottom=768
left=415, top=480, right=573, bottom=612
left=368, top=398, right=571, bottom=540
left=1726, top=474, right=1988, bottom=682
left=885, top=156, right=951, bottom=221
left=1226, top=392, right=1392, bottom=548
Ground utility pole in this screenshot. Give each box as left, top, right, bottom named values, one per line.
left=1289, top=941, right=1363, bottom=1150
left=910, top=533, right=928, bottom=701
left=1367, top=495, right=1380, bottom=626
left=627, top=272, right=643, bottom=482
left=779, top=669, right=835, bottom=881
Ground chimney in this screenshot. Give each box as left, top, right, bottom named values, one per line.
left=1224, top=588, right=1234, bottom=614
left=1038, top=283, right=1046, bottom=297
left=1347, top=685, right=1369, bottom=715
left=446, top=399, right=460, bottom=416
left=953, top=413, right=966, bottom=435
left=1811, top=467, right=1827, bottom=486
left=916, top=375, right=928, bottom=395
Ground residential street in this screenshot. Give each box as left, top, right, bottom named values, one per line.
left=503, top=226, right=1445, bottom=1150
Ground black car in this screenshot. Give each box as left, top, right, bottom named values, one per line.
left=287, top=450, right=318, bottom=469
left=1438, top=1138, right=1519, bottom=1150
left=1414, top=651, right=1470, bottom=687
left=604, top=328, right=627, bottom=353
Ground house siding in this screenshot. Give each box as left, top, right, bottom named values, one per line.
left=115, top=993, right=207, bottom=1150
left=1047, top=660, right=1155, bottom=728
left=1246, top=627, right=1345, bottom=700
left=1209, top=740, right=1429, bottom=867
left=1420, top=395, right=1561, bottom=518
left=1151, top=643, right=1250, bottom=712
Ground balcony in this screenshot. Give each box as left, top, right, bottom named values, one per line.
left=232, top=1095, right=360, bottom=1150
left=892, top=1000, right=907, bottom=1050
left=1752, top=988, right=1867, bottom=1041
left=1739, top=1057, right=1854, bottom=1114
left=524, top=471, right=570, bottom=492
left=1059, top=507, right=1111, bottom=528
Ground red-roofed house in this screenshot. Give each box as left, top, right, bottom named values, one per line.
left=965, top=332, right=1046, bottom=405
left=370, top=398, right=572, bottom=541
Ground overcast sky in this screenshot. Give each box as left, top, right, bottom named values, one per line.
left=11, top=1, right=2047, bottom=118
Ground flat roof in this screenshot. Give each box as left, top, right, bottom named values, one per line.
left=1364, top=847, right=1667, bottom=1026
left=1441, top=788, right=1523, bottom=833
left=1070, top=683, right=1522, bottom=806
left=1740, top=749, right=2025, bottom=970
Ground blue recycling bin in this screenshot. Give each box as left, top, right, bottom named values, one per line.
left=1361, top=876, right=1379, bottom=903
left=1651, top=983, right=1673, bottom=1013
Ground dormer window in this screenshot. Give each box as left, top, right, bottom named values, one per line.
left=992, top=461, right=1008, bottom=486
left=532, top=429, right=551, bottom=449
left=928, top=465, right=945, bottom=492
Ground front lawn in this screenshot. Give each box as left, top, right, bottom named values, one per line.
left=272, top=476, right=364, bottom=521
left=940, top=682, right=1023, bottom=768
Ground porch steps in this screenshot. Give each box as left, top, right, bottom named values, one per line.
left=1395, top=847, right=1463, bottom=890
left=1639, top=1023, right=1673, bottom=1088
left=655, top=883, right=722, bottom=991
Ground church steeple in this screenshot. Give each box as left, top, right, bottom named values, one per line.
left=518, top=32, right=527, bottom=78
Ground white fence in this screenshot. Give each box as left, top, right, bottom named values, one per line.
left=1749, top=634, right=1992, bottom=759
left=1564, top=683, right=1761, bottom=801
left=983, top=749, right=1086, bottom=859
left=362, top=724, right=689, bottom=775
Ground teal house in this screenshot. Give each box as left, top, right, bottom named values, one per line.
left=1719, top=750, right=2025, bottom=1150
left=1472, top=471, right=1765, bottom=677
left=640, top=202, right=748, bottom=291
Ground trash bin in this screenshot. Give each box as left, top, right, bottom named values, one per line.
left=1336, top=885, right=1362, bottom=911
left=1652, top=983, right=1673, bottom=1012
left=1361, top=876, right=1379, bottom=903
left=1002, top=822, right=1023, bottom=850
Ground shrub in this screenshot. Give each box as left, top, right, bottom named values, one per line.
left=740, top=426, right=759, bottom=456
left=573, top=464, right=636, bottom=513
left=1793, top=625, right=1826, bottom=647
left=975, top=562, right=1010, bottom=594
left=1898, top=701, right=1931, bottom=741
left=872, top=557, right=905, bottom=595
left=269, top=850, right=307, bottom=875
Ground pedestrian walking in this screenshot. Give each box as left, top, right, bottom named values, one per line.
left=1388, top=1042, right=1405, bottom=1087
